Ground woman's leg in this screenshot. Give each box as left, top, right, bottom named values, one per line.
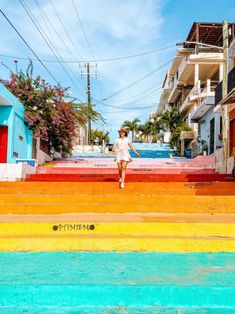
left=117, top=162, right=122, bottom=180
left=121, top=161, right=128, bottom=183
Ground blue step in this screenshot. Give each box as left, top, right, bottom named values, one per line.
left=0, top=252, right=235, bottom=312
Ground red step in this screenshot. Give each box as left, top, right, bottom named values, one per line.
left=26, top=173, right=234, bottom=182
left=36, top=167, right=216, bottom=175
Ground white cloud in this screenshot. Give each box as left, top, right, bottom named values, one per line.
left=0, top=0, right=170, bottom=141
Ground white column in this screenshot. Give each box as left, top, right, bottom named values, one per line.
left=219, top=63, right=223, bottom=81
left=207, top=79, right=211, bottom=93
left=195, top=63, right=199, bottom=84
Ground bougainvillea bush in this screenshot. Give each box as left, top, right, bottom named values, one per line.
left=1, top=61, right=85, bottom=155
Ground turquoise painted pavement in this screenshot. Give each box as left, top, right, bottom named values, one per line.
left=1, top=252, right=235, bottom=313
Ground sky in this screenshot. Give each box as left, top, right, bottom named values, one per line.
left=0, top=0, right=235, bottom=142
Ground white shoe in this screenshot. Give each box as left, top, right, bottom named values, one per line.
left=120, top=181, right=125, bottom=189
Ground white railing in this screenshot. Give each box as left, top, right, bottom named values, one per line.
left=179, top=79, right=219, bottom=113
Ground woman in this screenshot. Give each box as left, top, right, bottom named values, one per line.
left=112, top=128, right=140, bottom=188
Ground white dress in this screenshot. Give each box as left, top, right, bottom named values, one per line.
left=113, top=137, right=133, bottom=163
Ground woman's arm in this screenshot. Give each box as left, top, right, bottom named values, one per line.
left=129, top=143, right=140, bottom=157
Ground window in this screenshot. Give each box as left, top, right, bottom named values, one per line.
left=220, top=116, right=223, bottom=134
left=176, top=70, right=179, bottom=80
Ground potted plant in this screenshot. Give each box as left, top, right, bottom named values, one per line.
left=200, top=140, right=208, bottom=156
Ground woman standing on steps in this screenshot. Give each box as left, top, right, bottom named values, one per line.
left=112, top=128, right=140, bottom=188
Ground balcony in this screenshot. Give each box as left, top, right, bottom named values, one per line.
left=179, top=80, right=219, bottom=114
left=168, top=52, right=223, bottom=104
left=215, top=67, right=235, bottom=105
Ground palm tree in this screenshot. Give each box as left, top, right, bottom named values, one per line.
left=122, top=118, right=140, bottom=141
left=138, top=122, right=152, bottom=143
left=160, top=108, right=183, bottom=133
left=138, top=118, right=162, bottom=143
left=75, top=103, right=105, bottom=124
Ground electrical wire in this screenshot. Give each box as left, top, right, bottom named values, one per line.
left=19, top=0, right=86, bottom=102
left=0, top=9, right=58, bottom=84
left=34, top=0, right=81, bottom=64
left=33, top=0, right=87, bottom=100
left=93, top=88, right=161, bottom=110
left=71, top=0, right=96, bottom=61
left=49, top=0, right=84, bottom=60
left=95, top=59, right=173, bottom=103
left=106, top=84, right=162, bottom=104
left=0, top=44, right=176, bottom=63
left=93, top=99, right=158, bottom=110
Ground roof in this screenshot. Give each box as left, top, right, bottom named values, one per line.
left=184, top=22, right=235, bottom=48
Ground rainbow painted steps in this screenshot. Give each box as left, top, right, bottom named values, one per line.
left=0, top=252, right=235, bottom=312
left=1, top=181, right=235, bottom=251
left=1, top=157, right=235, bottom=312
left=26, top=156, right=234, bottom=182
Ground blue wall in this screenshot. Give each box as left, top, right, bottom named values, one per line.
left=0, top=83, right=33, bottom=163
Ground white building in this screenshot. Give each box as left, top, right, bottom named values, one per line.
left=157, top=22, right=235, bottom=156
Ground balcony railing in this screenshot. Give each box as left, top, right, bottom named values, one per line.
left=228, top=67, right=235, bottom=93
left=215, top=67, right=235, bottom=105
left=179, top=80, right=218, bottom=113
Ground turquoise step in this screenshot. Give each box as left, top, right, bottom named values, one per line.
left=1, top=307, right=235, bottom=314
left=0, top=252, right=235, bottom=311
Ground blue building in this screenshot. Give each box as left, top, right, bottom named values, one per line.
left=0, top=82, right=33, bottom=163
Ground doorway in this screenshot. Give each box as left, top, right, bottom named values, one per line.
left=230, top=118, right=235, bottom=156
left=209, top=118, right=215, bottom=154
left=0, top=125, right=8, bottom=163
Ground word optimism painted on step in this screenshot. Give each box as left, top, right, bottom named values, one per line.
left=52, top=224, right=96, bottom=232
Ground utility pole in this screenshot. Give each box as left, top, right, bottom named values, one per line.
left=222, top=20, right=229, bottom=173
left=80, top=63, right=97, bottom=145
left=87, top=62, right=91, bottom=145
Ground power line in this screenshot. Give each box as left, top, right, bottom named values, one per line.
left=93, top=88, right=161, bottom=110
left=93, top=99, right=158, bottom=110
left=71, top=0, right=105, bottom=102
left=71, top=0, right=96, bottom=61
left=19, top=0, right=86, bottom=102
left=0, top=44, right=176, bottom=63
left=107, top=83, right=162, bottom=104
left=101, top=105, right=157, bottom=113
left=49, top=0, right=84, bottom=60
left=95, top=59, right=173, bottom=103
left=33, top=0, right=88, bottom=100
left=0, top=9, right=58, bottom=84
left=34, top=0, right=80, bottom=63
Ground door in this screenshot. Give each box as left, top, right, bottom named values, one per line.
left=230, top=118, right=235, bottom=156
left=0, top=126, right=8, bottom=163
left=209, top=118, right=215, bottom=155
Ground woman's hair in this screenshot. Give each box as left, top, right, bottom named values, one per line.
left=119, top=133, right=128, bottom=137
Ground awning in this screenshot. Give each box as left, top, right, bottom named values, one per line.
left=190, top=96, right=214, bottom=122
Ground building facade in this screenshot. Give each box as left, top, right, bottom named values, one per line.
left=0, top=82, right=33, bottom=163
left=215, top=38, right=235, bottom=173
left=157, top=22, right=235, bottom=157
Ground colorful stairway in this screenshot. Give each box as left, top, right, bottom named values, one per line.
left=0, top=157, right=235, bottom=312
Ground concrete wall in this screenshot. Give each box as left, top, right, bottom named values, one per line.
left=0, top=162, right=35, bottom=181
left=229, top=39, right=235, bottom=71
left=199, top=107, right=222, bottom=154
left=0, top=83, right=33, bottom=163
